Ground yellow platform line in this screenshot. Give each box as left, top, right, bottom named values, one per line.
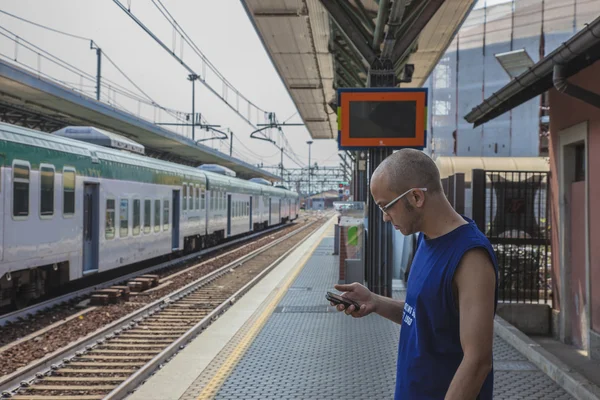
left=195, top=223, right=332, bottom=400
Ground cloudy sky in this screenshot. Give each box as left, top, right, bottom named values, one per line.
left=0, top=0, right=343, bottom=170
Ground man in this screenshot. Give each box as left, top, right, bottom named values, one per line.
left=332, top=149, right=498, bottom=400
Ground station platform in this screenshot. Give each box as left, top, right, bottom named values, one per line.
left=127, top=216, right=576, bottom=400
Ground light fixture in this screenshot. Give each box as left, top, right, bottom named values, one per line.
left=495, top=49, right=535, bottom=79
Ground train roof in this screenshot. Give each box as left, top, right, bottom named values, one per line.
left=0, top=122, right=297, bottom=197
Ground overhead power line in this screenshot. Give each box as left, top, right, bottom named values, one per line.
left=0, top=12, right=193, bottom=125
left=113, top=0, right=267, bottom=129
left=0, top=9, right=92, bottom=41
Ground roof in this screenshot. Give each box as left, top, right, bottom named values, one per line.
left=1, top=120, right=301, bottom=197
left=241, top=0, right=476, bottom=140
left=308, top=189, right=340, bottom=199
left=464, top=14, right=600, bottom=127
left=0, top=60, right=280, bottom=181
left=53, top=126, right=146, bottom=155
left=435, top=156, right=549, bottom=184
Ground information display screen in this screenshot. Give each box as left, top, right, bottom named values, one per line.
left=348, top=100, right=417, bottom=139
left=337, top=88, right=427, bottom=150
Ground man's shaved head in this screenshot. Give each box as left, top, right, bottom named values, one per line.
left=372, top=149, right=442, bottom=195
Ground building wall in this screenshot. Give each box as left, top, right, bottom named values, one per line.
left=548, top=61, right=600, bottom=335
left=425, top=0, right=600, bottom=159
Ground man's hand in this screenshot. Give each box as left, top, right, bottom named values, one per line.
left=445, top=247, right=496, bottom=400
left=330, top=282, right=405, bottom=325
left=331, top=282, right=376, bottom=318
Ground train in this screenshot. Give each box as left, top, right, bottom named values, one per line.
left=0, top=122, right=299, bottom=309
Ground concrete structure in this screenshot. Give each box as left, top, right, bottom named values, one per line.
left=125, top=217, right=585, bottom=400
left=465, top=13, right=600, bottom=361
left=242, top=0, right=476, bottom=140
left=0, top=60, right=279, bottom=181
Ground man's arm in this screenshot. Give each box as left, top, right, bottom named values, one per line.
left=445, top=248, right=496, bottom=400
left=374, top=295, right=405, bottom=325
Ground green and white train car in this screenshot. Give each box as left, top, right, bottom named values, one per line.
left=0, top=122, right=299, bottom=308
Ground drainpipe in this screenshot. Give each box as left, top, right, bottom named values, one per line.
left=553, top=64, right=600, bottom=109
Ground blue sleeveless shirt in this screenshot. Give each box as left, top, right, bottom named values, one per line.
left=395, top=217, right=498, bottom=400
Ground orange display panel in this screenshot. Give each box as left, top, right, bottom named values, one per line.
left=337, top=88, right=428, bottom=150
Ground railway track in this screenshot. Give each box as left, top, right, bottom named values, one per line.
left=0, top=221, right=300, bottom=327
left=0, top=216, right=328, bottom=400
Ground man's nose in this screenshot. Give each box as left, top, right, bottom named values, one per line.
left=382, top=213, right=391, bottom=223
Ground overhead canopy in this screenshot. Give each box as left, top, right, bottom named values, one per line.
left=464, top=14, right=600, bottom=128
left=0, top=60, right=280, bottom=181
left=435, top=156, right=550, bottom=184
left=242, top=0, right=476, bottom=140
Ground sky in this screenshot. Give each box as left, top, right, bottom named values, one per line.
left=0, top=0, right=342, bottom=171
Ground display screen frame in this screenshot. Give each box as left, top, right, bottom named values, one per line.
left=337, top=88, right=428, bottom=150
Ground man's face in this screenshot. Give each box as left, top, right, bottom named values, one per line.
left=370, top=174, right=420, bottom=236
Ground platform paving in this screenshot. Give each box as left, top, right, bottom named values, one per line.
left=176, top=234, right=574, bottom=400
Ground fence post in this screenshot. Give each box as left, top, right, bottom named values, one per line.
left=471, top=169, right=486, bottom=233
left=454, top=173, right=465, bottom=214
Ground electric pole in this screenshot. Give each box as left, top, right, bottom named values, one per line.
left=307, top=140, right=313, bottom=209
left=188, top=73, right=199, bottom=141
left=90, top=41, right=102, bottom=101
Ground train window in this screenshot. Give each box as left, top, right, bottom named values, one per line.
left=210, top=192, right=214, bottom=211
left=144, top=199, right=151, bottom=234
left=40, top=165, right=55, bottom=217
left=13, top=162, right=30, bottom=217
left=182, top=185, right=187, bottom=211
left=163, top=200, right=170, bottom=231
left=105, top=199, right=115, bottom=239
left=63, top=168, right=75, bottom=215
left=154, top=199, right=161, bottom=232
left=201, top=189, right=205, bottom=210
left=120, top=199, right=129, bottom=237
left=133, top=199, right=141, bottom=236
left=196, top=187, right=200, bottom=210
left=189, top=185, right=194, bottom=210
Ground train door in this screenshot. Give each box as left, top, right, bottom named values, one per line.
left=172, top=190, right=180, bottom=250
left=249, top=196, right=253, bottom=231
left=82, top=183, right=99, bottom=274
left=227, top=194, right=232, bottom=236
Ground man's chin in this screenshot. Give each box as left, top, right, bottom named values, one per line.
left=394, top=225, right=412, bottom=236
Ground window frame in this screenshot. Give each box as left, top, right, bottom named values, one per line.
left=39, top=163, right=55, bottom=219
left=163, top=198, right=170, bottom=231
left=105, top=197, right=116, bottom=240
left=182, top=183, right=188, bottom=212
left=154, top=199, right=161, bottom=233
left=132, top=198, right=141, bottom=236
left=12, top=160, right=31, bottom=220
left=119, top=198, right=130, bottom=237
left=195, top=185, right=200, bottom=210
left=62, top=167, right=76, bottom=217
left=144, top=199, right=152, bottom=234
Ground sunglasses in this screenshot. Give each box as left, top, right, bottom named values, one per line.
left=378, top=188, right=427, bottom=215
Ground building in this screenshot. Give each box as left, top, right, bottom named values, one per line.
left=423, top=0, right=600, bottom=159
left=465, top=15, right=600, bottom=359
left=305, top=190, right=341, bottom=210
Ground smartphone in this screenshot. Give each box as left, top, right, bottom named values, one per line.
left=326, top=291, right=361, bottom=310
